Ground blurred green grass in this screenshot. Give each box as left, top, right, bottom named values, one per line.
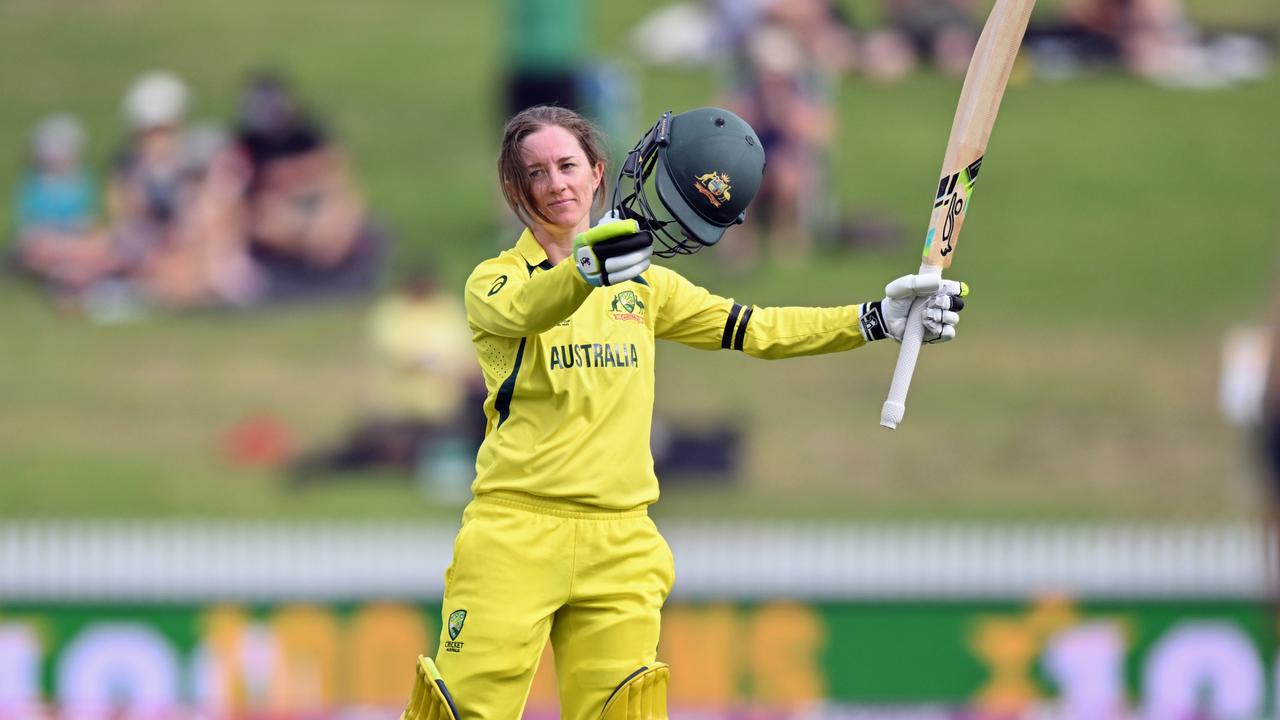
left=0, top=0, right=1276, bottom=520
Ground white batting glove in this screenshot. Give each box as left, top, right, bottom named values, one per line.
left=857, top=273, right=968, bottom=344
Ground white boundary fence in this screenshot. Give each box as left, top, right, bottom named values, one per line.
left=0, top=520, right=1272, bottom=602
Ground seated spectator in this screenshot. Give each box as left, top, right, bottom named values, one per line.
left=105, top=70, right=237, bottom=310
left=108, top=70, right=202, bottom=297
left=1070, top=0, right=1196, bottom=80
left=1024, top=0, right=1269, bottom=86
left=366, top=271, right=481, bottom=434
left=1024, top=0, right=1171, bottom=79
left=291, top=268, right=484, bottom=485
left=12, top=115, right=118, bottom=307
left=861, top=0, right=979, bottom=82
left=170, top=122, right=261, bottom=306
left=231, top=71, right=385, bottom=304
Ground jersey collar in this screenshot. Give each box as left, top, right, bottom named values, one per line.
left=514, top=229, right=554, bottom=272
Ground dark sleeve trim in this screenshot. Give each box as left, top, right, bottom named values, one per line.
left=494, top=337, right=528, bottom=427
left=721, top=303, right=743, bottom=349
left=858, top=301, right=888, bottom=341
left=733, top=306, right=753, bottom=351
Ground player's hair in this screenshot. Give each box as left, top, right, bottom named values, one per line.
left=499, top=105, right=607, bottom=227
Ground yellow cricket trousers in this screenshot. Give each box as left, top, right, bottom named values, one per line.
left=434, top=490, right=675, bottom=720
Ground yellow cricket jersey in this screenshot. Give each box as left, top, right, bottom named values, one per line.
left=464, top=229, right=869, bottom=510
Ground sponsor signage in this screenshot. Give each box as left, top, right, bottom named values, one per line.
left=0, top=597, right=1274, bottom=717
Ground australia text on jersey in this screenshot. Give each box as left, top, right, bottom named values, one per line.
left=549, top=343, right=640, bottom=370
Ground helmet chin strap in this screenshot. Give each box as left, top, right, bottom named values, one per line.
left=610, top=111, right=706, bottom=259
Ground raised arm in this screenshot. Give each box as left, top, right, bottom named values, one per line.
left=464, top=256, right=594, bottom=338
left=650, top=266, right=966, bottom=359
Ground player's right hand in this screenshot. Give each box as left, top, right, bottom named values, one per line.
left=574, top=218, right=653, bottom=287
left=859, top=273, right=969, bottom=344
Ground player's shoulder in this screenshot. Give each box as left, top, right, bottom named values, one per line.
left=641, top=263, right=680, bottom=286
left=466, top=248, right=526, bottom=289
left=641, top=263, right=701, bottom=294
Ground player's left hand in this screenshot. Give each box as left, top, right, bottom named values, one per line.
left=858, top=273, right=968, bottom=344
left=574, top=218, right=653, bottom=287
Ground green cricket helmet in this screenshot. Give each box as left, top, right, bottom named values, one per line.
left=611, top=107, right=765, bottom=257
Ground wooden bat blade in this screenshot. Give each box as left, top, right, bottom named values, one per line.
left=921, top=0, right=1035, bottom=270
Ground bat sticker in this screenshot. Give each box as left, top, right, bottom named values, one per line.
left=923, top=155, right=984, bottom=259
left=940, top=195, right=964, bottom=257
left=934, top=173, right=959, bottom=208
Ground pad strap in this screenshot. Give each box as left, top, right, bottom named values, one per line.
left=400, top=656, right=460, bottom=720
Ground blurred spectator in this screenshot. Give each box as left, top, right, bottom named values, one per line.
left=722, top=0, right=846, bottom=269
left=1258, top=280, right=1280, bottom=492
left=1255, top=275, right=1280, bottom=598
left=174, top=122, right=259, bottom=306
left=367, top=269, right=479, bottom=433
left=1220, top=326, right=1269, bottom=430
left=1219, top=269, right=1280, bottom=597
left=1025, top=0, right=1272, bottom=87
left=109, top=71, right=192, bottom=262
left=105, top=70, right=214, bottom=309
left=861, top=0, right=980, bottom=82
left=11, top=114, right=118, bottom=306
left=229, top=71, right=385, bottom=304
left=292, top=269, right=484, bottom=487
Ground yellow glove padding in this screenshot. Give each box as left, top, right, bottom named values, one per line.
left=601, top=662, right=669, bottom=720
left=400, top=656, right=460, bottom=720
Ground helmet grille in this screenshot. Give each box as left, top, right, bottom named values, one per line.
left=610, top=112, right=710, bottom=258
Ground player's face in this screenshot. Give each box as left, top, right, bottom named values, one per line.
left=519, top=125, right=603, bottom=232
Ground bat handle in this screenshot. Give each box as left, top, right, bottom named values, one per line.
left=880, top=264, right=941, bottom=429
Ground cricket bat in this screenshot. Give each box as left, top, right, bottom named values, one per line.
left=880, top=0, right=1035, bottom=429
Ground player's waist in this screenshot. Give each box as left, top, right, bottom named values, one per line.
left=473, top=489, right=649, bottom=519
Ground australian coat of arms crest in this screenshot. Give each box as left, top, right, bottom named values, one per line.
left=694, top=171, right=732, bottom=208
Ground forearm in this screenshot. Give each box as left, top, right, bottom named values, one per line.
left=740, top=304, right=868, bottom=359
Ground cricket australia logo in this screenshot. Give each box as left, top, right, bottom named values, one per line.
left=694, top=171, right=732, bottom=208
left=610, top=290, right=646, bottom=324
left=445, top=609, right=467, bottom=653
left=448, top=610, right=466, bottom=640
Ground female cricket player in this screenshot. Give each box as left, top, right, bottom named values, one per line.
left=400, top=105, right=966, bottom=720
